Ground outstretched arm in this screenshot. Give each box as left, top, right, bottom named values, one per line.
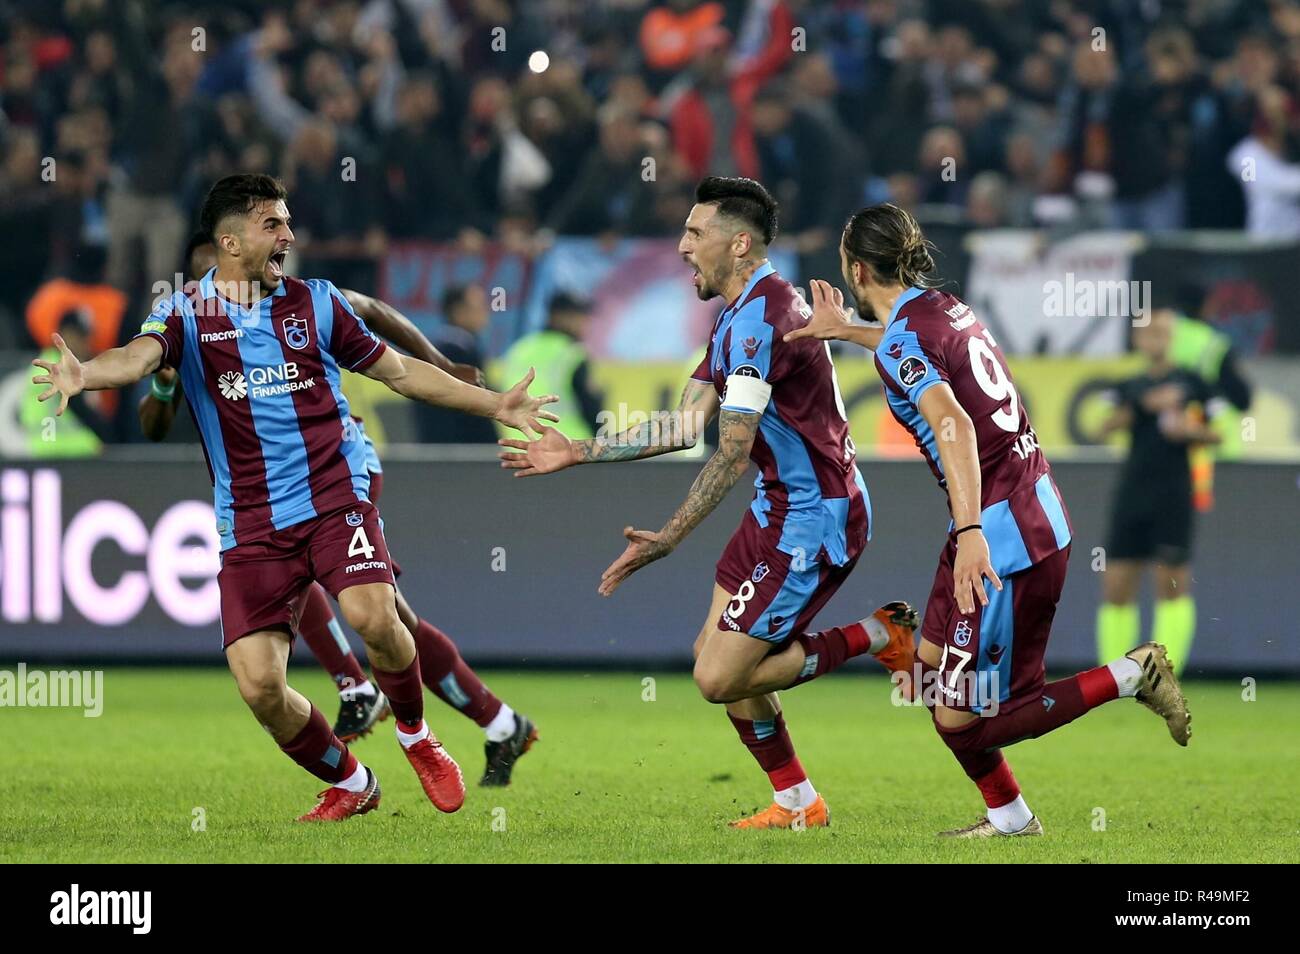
left=498, top=377, right=720, bottom=477
left=597, top=407, right=759, bottom=596
left=361, top=346, right=557, bottom=436
left=33, top=334, right=162, bottom=417
left=342, top=288, right=483, bottom=385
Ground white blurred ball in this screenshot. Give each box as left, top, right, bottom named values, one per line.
left=528, top=50, right=550, bottom=73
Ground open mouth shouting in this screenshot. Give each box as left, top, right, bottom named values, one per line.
left=267, top=248, right=289, bottom=280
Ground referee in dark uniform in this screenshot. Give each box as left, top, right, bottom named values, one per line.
left=1096, top=307, right=1222, bottom=674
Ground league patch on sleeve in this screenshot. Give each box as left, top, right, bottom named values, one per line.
left=140, top=320, right=168, bottom=334
left=732, top=364, right=762, bottom=378
left=898, top=356, right=929, bottom=387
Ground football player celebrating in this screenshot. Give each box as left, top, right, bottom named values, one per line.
left=785, top=203, right=1191, bottom=837
left=34, top=174, right=557, bottom=821
left=138, top=232, right=539, bottom=786
left=500, top=177, right=917, bottom=829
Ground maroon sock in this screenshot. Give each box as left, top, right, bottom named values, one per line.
left=295, top=584, right=368, bottom=689
left=789, top=621, right=872, bottom=686
left=728, top=712, right=808, bottom=791
left=372, top=655, right=424, bottom=729
left=941, top=666, right=1119, bottom=752
left=412, top=619, right=502, bottom=726
left=972, top=755, right=1021, bottom=809
left=279, top=705, right=358, bottom=784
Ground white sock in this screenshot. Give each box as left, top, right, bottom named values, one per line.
left=335, top=762, right=369, bottom=793
left=773, top=779, right=818, bottom=811
left=987, top=795, right=1034, bottom=833
left=484, top=704, right=517, bottom=743
left=862, top=616, right=890, bottom=654
left=1107, top=658, right=1142, bottom=698
left=396, top=720, right=430, bottom=748
left=340, top=679, right=376, bottom=698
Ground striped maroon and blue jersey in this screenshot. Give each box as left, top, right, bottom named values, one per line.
left=874, top=286, right=1071, bottom=575
left=692, top=261, right=870, bottom=567
left=135, top=271, right=387, bottom=551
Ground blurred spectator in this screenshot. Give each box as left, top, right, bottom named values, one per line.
left=664, top=26, right=757, bottom=180
left=917, top=125, right=968, bottom=207
left=0, top=127, right=53, bottom=336
left=106, top=26, right=215, bottom=296
left=414, top=284, right=497, bottom=445
left=751, top=81, right=847, bottom=246
left=547, top=106, right=658, bottom=236
left=382, top=73, right=477, bottom=240
left=1227, top=85, right=1300, bottom=238
left=283, top=118, right=384, bottom=291
left=22, top=308, right=115, bottom=456
left=495, top=292, right=603, bottom=440
left=26, top=263, right=126, bottom=357
left=966, top=170, right=1010, bottom=227
left=639, top=0, right=726, bottom=89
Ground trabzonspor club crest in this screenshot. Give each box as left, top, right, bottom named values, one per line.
left=283, top=315, right=311, bottom=350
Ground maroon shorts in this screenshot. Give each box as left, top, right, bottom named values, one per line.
left=217, top=501, right=396, bottom=649
left=921, top=538, right=1070, bottom=714
left=714, top=509, right=859, bottom=645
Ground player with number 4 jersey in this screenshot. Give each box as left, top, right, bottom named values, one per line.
left=786, top=203, right=1191, bottom=838
left=32, top=174, right=558, bottom=823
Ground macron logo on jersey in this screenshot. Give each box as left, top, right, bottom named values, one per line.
left=201, top=329, right=244, bottom=343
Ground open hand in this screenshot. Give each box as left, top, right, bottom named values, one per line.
left=30, top=333, right=83, bottom=417
left=494, top=367, right=559, bottom=437
left=598, top=527, right=673, bottom=596
left=498, top=424, right=580, bottom=477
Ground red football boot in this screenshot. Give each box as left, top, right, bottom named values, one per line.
left=297, top=768, right=382, bottom=822
left=404, top=734, right=466, bottom=812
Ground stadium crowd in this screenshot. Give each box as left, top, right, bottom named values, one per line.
left=3, top=0, right=1300, bottom=349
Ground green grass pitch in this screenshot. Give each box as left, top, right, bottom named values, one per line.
left=4, top=669, right=1295, bottom=863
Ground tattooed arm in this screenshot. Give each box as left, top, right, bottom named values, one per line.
left=597, top=408, right=760, bottom=596
left=499, top=377, right=720, bottom=476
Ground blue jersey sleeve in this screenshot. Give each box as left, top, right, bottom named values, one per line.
left=876, top=322, right=947, bottom=406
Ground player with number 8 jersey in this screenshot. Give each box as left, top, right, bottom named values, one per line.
left=500, top=178, right=921, bottom=830
left=786, top=203, right=1191, bottom=838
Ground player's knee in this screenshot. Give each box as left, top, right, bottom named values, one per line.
left=342, top=596, right=399, bottom=642
left=693, top=664, right=738, bottom=704
left=234, top=669, right=287, bottom=715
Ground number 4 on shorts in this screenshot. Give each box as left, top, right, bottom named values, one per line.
left=348, top=525, right=375, bottom=560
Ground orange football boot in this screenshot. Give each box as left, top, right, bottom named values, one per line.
left=869, top=601, right=919, bottom=700
left=729, top=794, right=831, bottom=830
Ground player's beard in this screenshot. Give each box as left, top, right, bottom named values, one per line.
left=852, top=290, right=876, bottom=322
left=693, top=260, right=724, bottom=301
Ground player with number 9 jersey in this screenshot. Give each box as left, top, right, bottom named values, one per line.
left=786, top=203, right=1190, bottom=839
left=874, top=285, right=1072, bottom=712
